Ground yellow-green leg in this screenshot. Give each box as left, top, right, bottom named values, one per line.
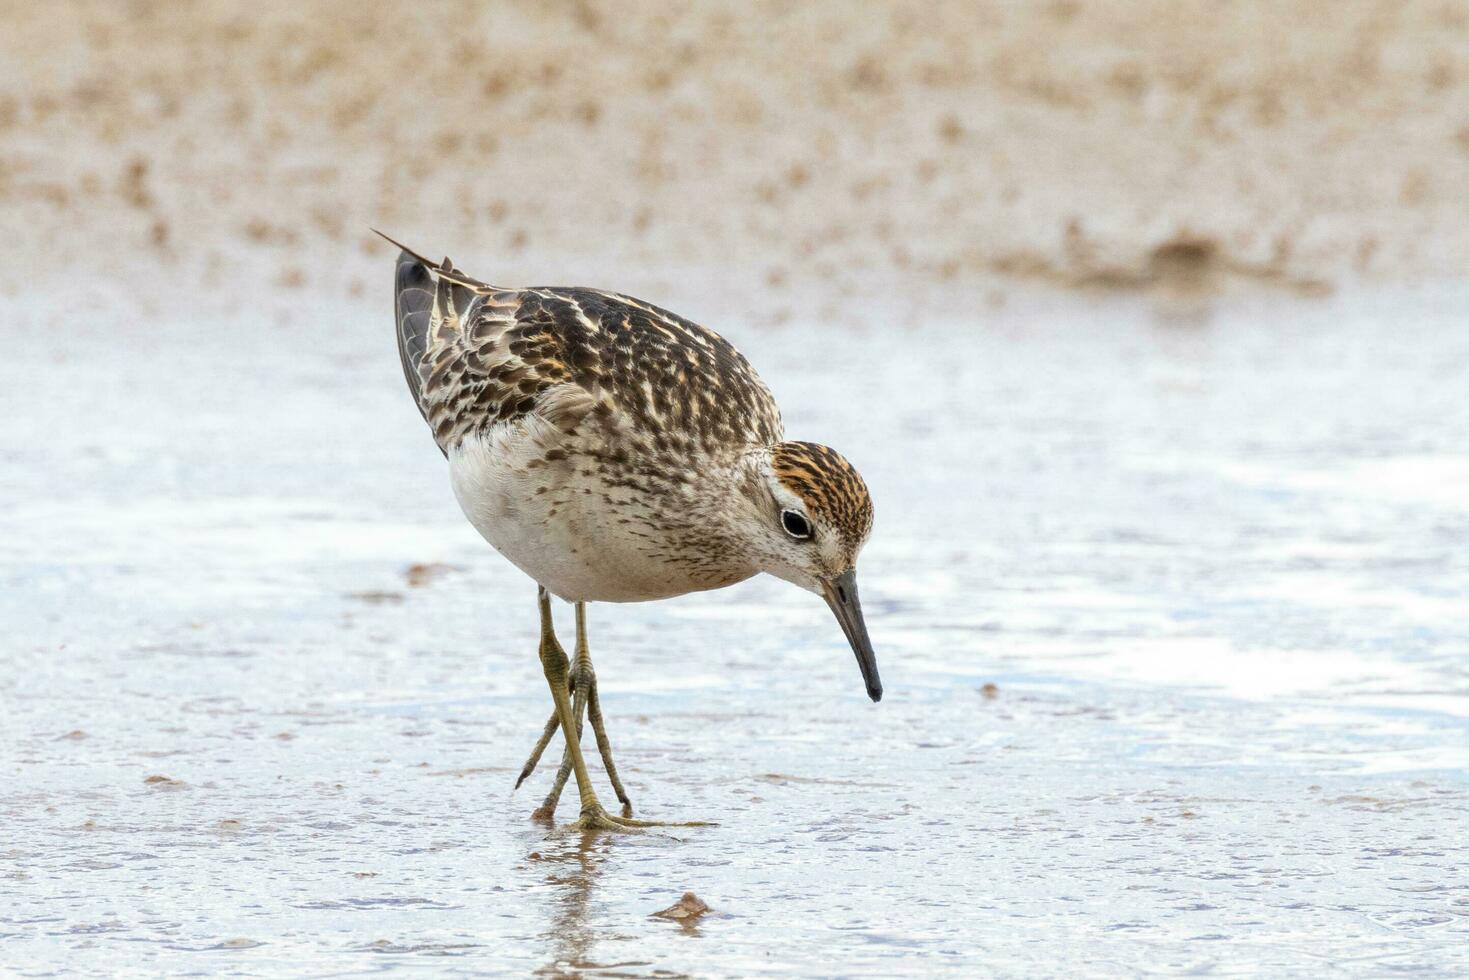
left=515, top=602, right=631, bottom=819
left=529, top=587, right=710, bottom=832
left=534, top=602, right=632, bottom=820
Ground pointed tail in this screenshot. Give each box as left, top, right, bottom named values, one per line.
left=377, top=230, right=490, bottom=444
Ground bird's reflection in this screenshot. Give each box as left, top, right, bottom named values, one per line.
left=534, top=830, right=672, bottom=978
left=532, top=831, right=600, bottom=977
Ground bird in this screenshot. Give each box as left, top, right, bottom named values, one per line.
left=382, top=231, right=881, bottom=831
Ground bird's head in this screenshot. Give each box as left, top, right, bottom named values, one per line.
left=738, top=441, right=882, bottom=702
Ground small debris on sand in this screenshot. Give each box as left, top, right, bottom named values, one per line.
left=212, top=938, right=263, bottom=950
left=143, top=774, right=185, bottom=789
left=653, top=892, right=710, bottom=922
left=55, top=730, right=89, bottom=741
left=404, top=562, right=462, bottom=587
left=980, top=683, right=999, bottom=699
left=348, top=590, right=404, bottom=605
left=757, top=772, right=822, bottom=785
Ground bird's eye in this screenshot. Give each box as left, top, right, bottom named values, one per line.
left=781, top=509, right=813, bottom=540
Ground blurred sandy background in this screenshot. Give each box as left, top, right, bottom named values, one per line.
left=5, top=0, right=1469, bottom=317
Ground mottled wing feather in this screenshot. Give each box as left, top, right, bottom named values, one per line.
left=392, top=251, right=570, bottom=450
left=536, top=287, right=784, bottom=452
left=392, top=251, right=783, bottom=456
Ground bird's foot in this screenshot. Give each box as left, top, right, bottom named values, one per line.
left=566, top=803, right=715, bottom=833
left=532, top=797, right=631, bottom=825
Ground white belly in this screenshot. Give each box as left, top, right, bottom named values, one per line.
left=447, top=428, right=751, bottom=602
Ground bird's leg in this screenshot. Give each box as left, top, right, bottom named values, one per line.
left=580, top=606, right=633, bottom=814
left=516, top=666, right=574, bottom=807
left=536, top=602, right=633, bottom=820
left=515, top=707, right=564, bottom=801
left=532, top=587, right=710, bottom=833
left=515, top=605, right=623, bottom=818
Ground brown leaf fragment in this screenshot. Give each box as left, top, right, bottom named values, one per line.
left=404, top=562, right=463, bottom=587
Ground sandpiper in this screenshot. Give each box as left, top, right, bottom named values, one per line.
left=383, top=233, right=881, bottom=831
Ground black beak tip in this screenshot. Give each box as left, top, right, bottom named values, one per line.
left=867, top=683, right=883, bottom=703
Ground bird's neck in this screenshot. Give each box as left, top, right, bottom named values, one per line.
left=690, top=446, right=781, bottom=566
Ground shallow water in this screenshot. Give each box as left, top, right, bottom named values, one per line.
left=5, top=285, right=1469, bottom=976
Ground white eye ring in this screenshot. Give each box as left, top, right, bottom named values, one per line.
left=781, top=509, right=813, bottom=540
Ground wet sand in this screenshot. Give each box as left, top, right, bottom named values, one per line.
left=6, top=2, right=1469, bottom=974
left=5, top=284, right=1469, bottom=975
